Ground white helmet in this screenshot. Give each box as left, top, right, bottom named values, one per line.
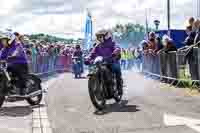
left=96, top=29, right=113, bottom=40
left=0, top=31, right=16, bottom=45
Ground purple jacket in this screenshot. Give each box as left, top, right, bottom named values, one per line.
left=0, top=41, right=28, bottom=64
left=87, top=38, right=120, bottom=62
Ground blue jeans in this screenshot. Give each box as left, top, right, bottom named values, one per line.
left=111, top=62, right=122, bottom=91
left=73, top=62, right=82, bottom=75
left=80, top=58, right=84, bottom=73
left=121, top=59, right=126, bottom=70
left=112, top=62, right=122, bottom=77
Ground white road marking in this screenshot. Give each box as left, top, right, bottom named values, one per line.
left=188, top=124, right=200, bottom=132
left=164, top=113, right=200, bottom=132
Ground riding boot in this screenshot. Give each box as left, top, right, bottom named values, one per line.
left=105, top=81, right=114, bottom=98
left=20, top=88, right=26, bottom=95
left=116, top=77, right=123, bottom=95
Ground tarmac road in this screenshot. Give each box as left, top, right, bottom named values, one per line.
left=46, top=72, right=200, bottom=133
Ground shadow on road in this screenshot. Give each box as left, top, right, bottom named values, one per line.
left=0, top=104, right=45, bottom=117
left=0, top=106, right=32, bottom=117
left=79, top=76, right=87, bottom=79
left=73, top=76, right=87, bottom=79
left=94, top=100, right=140, bottom=115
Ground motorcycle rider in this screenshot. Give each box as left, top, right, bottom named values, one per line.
left=85, top=29, right=122, bottom=95
left=72, top=44, right=83, bottom=77
left=0, top=33, right=28, bottom=95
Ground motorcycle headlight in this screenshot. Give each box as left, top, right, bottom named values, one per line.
left=94, top=56, right=103, bottom=64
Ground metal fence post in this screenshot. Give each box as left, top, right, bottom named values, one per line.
left=159, top=52, right=168, bottom=80
left=167, top=51, right=177, bottom=80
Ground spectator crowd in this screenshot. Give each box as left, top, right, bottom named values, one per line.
left=0, top=16, right=199, bottom=78
left=138, top=17, right=200, bottom=82
left=0, top=31, right=84, bottom=74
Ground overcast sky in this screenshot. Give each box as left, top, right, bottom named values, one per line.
left=0, top=0, right=194, bottom=38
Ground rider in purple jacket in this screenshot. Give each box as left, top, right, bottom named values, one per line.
left=85, top=30, right=122, bottom=93
left=0, top=33, right=28, bottom=95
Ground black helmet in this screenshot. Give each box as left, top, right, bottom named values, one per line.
left=75, top=44, right=80, bottom=49
left=149, top=32, right=156, bottom=39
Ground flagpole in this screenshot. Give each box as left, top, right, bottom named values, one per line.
left=145, top=8, right=149, bottom=39
left=167, top=0, right=171, bottom=37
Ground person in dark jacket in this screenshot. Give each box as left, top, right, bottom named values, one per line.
left=0, top=33, right=28, bottom=95
left=155, top=36, right=163, bottom=53
left=184, top=18, right=196, bottom=46
left=73, top=44, right=83, bottom=59
left=195, top=29, right=200, bottom=45
left=158, top=35, right=177, bottom=53
left=164, top=40, right=177, bottom=53
left=72, top=44, right=83, bottom=73
left=194, top=19, right=200, bottom=45
left=184, top=26, right=196, bottom=46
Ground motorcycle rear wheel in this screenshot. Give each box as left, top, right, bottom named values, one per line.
left=26, top=75, right=43, bottom=106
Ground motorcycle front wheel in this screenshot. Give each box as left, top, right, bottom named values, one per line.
left=88, top=76, right=106, bottom=110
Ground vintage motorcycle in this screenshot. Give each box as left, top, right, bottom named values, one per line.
left=0, top=61, right=44, bottom=107
left=87, top=56, right=123, bottom=110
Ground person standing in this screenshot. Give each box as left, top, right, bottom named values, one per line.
left=127, top=48, right=134, bottom=69
left=184, top=18, right=196, bottom=46
left=121, top=48, right=127, bottom=70
left=72, top=44, right=83, bottom=76
left=194, top=19, right=200, bottom=45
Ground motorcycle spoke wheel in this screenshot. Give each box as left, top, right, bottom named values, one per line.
left=88, top=77, right=106, bottom=110
left=26, top=76, right=43, bottom=106
left=25, top=79, right=35, bottom=93
left=94, top=80, right=104, bottom=103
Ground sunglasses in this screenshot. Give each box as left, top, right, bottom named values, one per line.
left=97, top=35, right=104, bottom=39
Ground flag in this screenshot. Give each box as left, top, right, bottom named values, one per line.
left=84, top=10, right=93, bottom=49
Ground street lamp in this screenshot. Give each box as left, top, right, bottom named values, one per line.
left=154, top=20, right=160, bottom=30
left=167, top=0, right=171, bottom=36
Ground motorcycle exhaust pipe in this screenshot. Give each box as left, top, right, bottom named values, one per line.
left=27, top=90, right=44, bottom=98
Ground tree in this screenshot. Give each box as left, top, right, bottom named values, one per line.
left=28, top=33, right=76, bottom=44
left=112, top=23, right=151, bottom=47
